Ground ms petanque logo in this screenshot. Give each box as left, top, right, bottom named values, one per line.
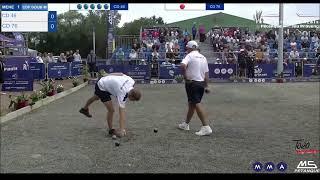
left=214, top=68, right=220, bottom=74
left=227, top=68, right=233, bottom=74
left=221, top=68, right=227, bottom=74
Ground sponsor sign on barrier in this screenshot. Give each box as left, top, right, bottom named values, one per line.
left=97, top=65, right=150, bottom=80
left=126, top=65, right=150, bottom=80
left=2, top=56, right=36, bottom=71
left=70, top=61, right=83, bottom=76
left=303, top=64, right=319, bottom=77
left=47, top=63, right=70, bottom=78
left=209, top=64, right=236, bottom=79
left=2, top=70, right=34, bottom=91
left=158, top=64, right=181, bottom=79
left=29, top=63, right=46, bottom=80
left=254, top=64, right=295, bottom=78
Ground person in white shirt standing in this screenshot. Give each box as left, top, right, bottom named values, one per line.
left=73, top=49, right=82, bottom=62
left=79, top=73, right=141, bottom=137
left=36, top=52, right=44, bottom=63
left=178, top=40, right=213, bottom=136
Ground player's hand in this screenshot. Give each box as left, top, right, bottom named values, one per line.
left=205, top=88, right=210, bottom=94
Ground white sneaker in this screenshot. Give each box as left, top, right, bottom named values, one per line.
left=178, top=122, right=190, bottom=131
left=195, top=126, right=212, bottom=136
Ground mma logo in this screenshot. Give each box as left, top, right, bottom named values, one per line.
left=252, top=162, right=287, bottom=172
left=221, top=68, right=227, bottom=74
left=227, top=68, right=233, bottom=74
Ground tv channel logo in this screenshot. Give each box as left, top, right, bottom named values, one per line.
left=252, top=162, right=287, bottom=172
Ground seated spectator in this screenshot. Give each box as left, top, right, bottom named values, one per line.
left=263, top=49, right=270, bottom=64
left=141, top=30, right=147, bottom=41
left=290, top=39, right=297, bottom=49
left=129, top=49, right=137, bottom=65
left=159, top=33, right=165, bottom=44
left=175, top=30, right=179, bottom=37
left=311, top=34, right=318, bottom=43
left=151, top=49, right=159, bottom=61
left=173, top=48, right=180, bottom=62
left=132, top=43, right=140, bottom=52
left=301, top=38, right=310, bottom=49
left=183, top=28, right=189, bottom=38
left=146, top=40, right=153, bottom=49
left=289, top=48, right=299, bottom=62
left=255, top=48, right=264, bottom=63
left=166, top=43, right=174, bottom=59
left=245, top=36, right=252, bottom=43
left=116, top=48, right=125, bottom=64
left=314, top=41, right=319, bottom=50
left=300, top=48, right=309, bottom=63
left=301, top=31, right=308, bottom=42
left=138, top=47, right=146, bottom=59
left=226, top=50, right=236, bottom=64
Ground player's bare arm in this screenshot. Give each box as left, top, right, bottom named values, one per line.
left=180, top=64, right=188, bottom=80
left=118, top=107, right=126, bottom=135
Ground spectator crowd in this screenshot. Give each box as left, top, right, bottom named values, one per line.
left=207, top=27, right=320, bottom=65
left=35, top=49, right=82, bottom=64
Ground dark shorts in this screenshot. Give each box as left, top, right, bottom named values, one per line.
left=88, top=63, right=97, bottom=73
left=185, top=81, right=205, bottom=104
left=94, top=83, right=112, bottom=102
left=0, top=72, right=3, bottom=84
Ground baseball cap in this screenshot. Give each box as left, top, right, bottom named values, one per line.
left=186, top=41, right=198, bottom=49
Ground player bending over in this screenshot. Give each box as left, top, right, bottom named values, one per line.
left=79, top=73, right=141, bottom=137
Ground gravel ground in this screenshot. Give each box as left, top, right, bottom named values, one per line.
left=1, top=82, right=319, bottom=173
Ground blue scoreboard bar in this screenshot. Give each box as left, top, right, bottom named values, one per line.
left=206, top=3, right=224, bottom=10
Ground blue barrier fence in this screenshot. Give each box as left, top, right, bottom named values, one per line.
left=2, top=59, right=319, bottom=92
left=2, top=60, right=83, bottom=91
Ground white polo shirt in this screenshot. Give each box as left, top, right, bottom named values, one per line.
left=181, top=50, right=209, bottom=81
left=97, top=75, right=135, bottom=108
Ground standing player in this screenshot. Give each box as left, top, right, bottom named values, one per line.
left=178, top=41, right=213, bottom=136
left=79, top=73, right=141, bottom=137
